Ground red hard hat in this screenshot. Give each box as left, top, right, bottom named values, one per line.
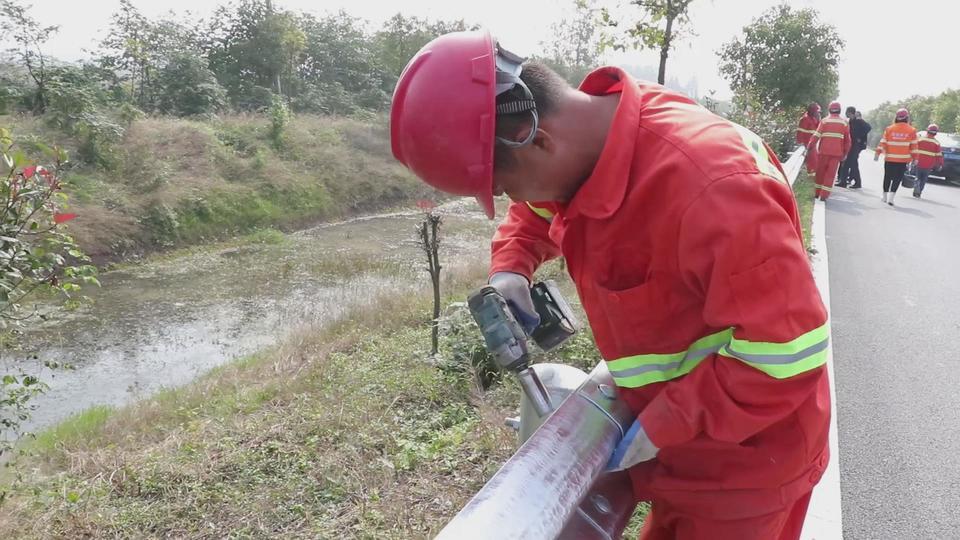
left=928, top=123, right=939, bottom=133
left=896, top=108, right=910, bottom=121
left=392, top=30, right=523, bottom=219
left=828, top=101, right=841, bottom=113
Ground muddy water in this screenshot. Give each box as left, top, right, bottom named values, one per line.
left=10, top=200, right=497, bottom=431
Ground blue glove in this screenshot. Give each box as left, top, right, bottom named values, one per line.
left=606, top=419, right=659, bottom=472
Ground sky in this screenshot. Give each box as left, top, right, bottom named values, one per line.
left=15, top=0, right=960, bottom=112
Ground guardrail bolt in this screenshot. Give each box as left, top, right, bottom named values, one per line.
left=598, top=384, right=616, bottom=400
left=591, top=494, right=612, bottom=515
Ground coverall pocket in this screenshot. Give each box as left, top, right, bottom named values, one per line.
left=595, top=280, right=670, bottom=351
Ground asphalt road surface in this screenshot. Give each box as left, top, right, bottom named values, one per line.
left=827, top=153, right=960, bottom=539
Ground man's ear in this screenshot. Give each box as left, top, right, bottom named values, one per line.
left=531, top=128, right=556, bottom=154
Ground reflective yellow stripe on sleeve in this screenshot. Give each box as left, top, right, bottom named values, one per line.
left=720, top=323, right=830, bottom=379
left=608, top=323, right=830, bottom=387
left=526, top=202, right=555, bottom=222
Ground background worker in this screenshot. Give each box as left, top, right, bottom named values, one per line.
left=837, top=106, right=871, bottom=189
left=797, top=103, right=821, bottom=174
left=913, top=124, right=944, bottom=199
left=391, top=30, right=831, bottom=539
left=807, top=101, right=851, bottom=201
left=875, top=108, right=918, bottom=206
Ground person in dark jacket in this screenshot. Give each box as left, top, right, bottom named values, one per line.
left=838, top=108, right=871, bottom=188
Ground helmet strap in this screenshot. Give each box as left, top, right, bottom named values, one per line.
left=493, top=42, right=540, bottom=148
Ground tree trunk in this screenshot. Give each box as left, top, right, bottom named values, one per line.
left=658, top=11, right=674, bottom=85
left=418, top=213, right=442, bottom=356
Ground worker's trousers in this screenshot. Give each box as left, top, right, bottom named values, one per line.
left=638, top=490, right=813, bottom=540
left=914, top=168, right=932, bottom=195
left=838, top=148, right=863, bottom=187
left=805, top=146, right=818, bottom=174
left=883, top=161, right=908, bottom=193
left=814, top=155, right=841, bottom=200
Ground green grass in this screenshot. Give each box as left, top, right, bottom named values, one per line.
left=28, top=405, right=114, bottom=454
left=794, top=172, right=817, bottom=252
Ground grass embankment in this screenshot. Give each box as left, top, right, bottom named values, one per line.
left=2, top=113, right=433, bottom=263
left=794, top=171, right=817, bottom=252
left=0, top=261, right=611, bottom=538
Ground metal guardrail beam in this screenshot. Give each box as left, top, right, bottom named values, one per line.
left=784, top=145, right=806, bottom=186
left=436, top=362, right=636, bottom=539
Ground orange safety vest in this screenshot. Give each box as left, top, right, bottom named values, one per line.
left=916, top=131, right=943, bottom=170
left=876, top=123, right=918, bottom=163
left=809, top=115, right=851, bottom=158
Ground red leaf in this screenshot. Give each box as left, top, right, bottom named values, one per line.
left=22, top=165, right=36, bottom=179
left=416, top=199, right=436, bottom=209
left=53, top=213, right=77, bottom=224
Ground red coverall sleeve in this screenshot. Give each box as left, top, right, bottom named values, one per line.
left=638, top=174, right=828, bottom=449
left=795, top=120, right=803, bottom=144
left=489, top=201, right=561, bottom=281
left=807, top=121, right=823, bottom=151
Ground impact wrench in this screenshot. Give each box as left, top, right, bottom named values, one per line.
left=467, top=280, right=579, bottom=416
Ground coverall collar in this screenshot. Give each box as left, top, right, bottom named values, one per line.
left=564, top=67, right=641, bottom=221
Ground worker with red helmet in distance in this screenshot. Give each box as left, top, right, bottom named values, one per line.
left=391, top=30, right=830, bottom=540
left=874, top=108, right=918, bottom=206
left=806, top=101, right=851, bottom=201
left=912, top=123, right=943, bottom=199
left=797, top=103, right=821, bottom=174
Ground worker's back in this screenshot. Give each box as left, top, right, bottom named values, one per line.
left=879, top=123, right=918, bottom=163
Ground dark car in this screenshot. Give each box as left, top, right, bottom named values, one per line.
left=906, top=132, right=960, bottom=186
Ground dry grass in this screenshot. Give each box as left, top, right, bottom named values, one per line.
left=1, top=112, right=437, bottom=263
left=0, top=264, right=518, bottom=539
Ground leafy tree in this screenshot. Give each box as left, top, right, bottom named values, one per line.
left=602, top=0, right=695, bottom=85
left=374, top=14, right=470, bottom=78
left=540, top=0, right=603, bottom=85
left=293, top=11, right=391, bottom=114
left=0, top=0, right=58, bottom=113
left=718, top=5, right=844, bottom=111
left=42, top=65, right=123, bottom=168
left=0, top=128, right=98, bottom=455
left=97, top=0, right=204, bottom=110
left=865, top=90, right=960, bottom=147
left=156, top=53, right=227, bottom=117
left=207, top=0, right=305, bottom=107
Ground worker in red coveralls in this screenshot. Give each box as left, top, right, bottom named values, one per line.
left=390, top=31, right=831, bottom=540
left=797, top=103, right=821, bottom=174
left=807, top=101, right=851, bottom=201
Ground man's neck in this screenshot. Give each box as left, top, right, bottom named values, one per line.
left=550, top=88, right=621, bottom=201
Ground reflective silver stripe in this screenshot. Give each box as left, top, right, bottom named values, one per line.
left=919, top=137, right=939, bottom=144
left=821, top=132, right=845, bottom=139
left=917, top=150, right=939, bottom=156
left=886, top=140, right=912, bottom=146
left=886, top=153, right=912, bottom=159
left=607, top=345, right=724, bottom=379
left=797, top=128, right=817, bottom=134
left=822, top=118, right=847, bottom=125
left=723, top=337, right=830, bottom=365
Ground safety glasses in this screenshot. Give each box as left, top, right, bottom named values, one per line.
left=494, top=43, right=539, bottom=148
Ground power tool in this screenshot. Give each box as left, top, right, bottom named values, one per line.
left=467, top=280, right=579, bottom=416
